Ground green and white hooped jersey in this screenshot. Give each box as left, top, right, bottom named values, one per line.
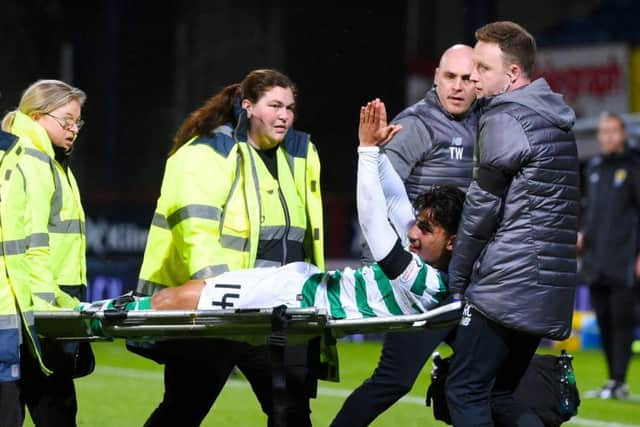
left=199, top=255, right=448, bottom=320
left=301, top=254, right=447, bottom=319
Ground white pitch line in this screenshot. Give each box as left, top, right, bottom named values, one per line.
left=94, top=366, right=640, bottom=427
left=567, top=419, right=640, bottom=427
left=95, top=365, right=162, bottom=380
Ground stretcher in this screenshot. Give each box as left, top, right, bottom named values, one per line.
left=33, top=300, right=462, bottom=343
left=34, top=301, right=463, bottom=427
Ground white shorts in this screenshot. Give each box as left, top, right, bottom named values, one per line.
left=197, top=262, right=321, bottom=310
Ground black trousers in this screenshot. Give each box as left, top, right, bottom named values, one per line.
left=21, top=342, right=79, bottom=427
left=446, top=305, right=543, bottom=427
left=0, top=380, right=22, bottom=427
left=0, top=342, right=79, bottom=427
left=144, top=339, right=315, bottom=427
left=330, top=327, right=453, bottom=427
left=590, top=284, right=637, bottom=383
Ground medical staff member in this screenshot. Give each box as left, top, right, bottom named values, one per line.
left=0, top=124, right=50, bottom=426
left=3, top=79, right=89, bottom=426
left=137, top=69, right=324, bottom=427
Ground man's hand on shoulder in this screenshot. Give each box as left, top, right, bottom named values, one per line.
left=359, top=99, right=402, bottom=147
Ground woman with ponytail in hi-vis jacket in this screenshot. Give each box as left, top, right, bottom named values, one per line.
left=136, top=69, right=324, bottom=427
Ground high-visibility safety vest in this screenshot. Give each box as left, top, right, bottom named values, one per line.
left=138, top=122, right=324, bottom=294
left=10, top=112, right=87, bottom=308
left=0, top=130, right=50, bottom=381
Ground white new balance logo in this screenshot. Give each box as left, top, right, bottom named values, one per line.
left=460, top=303, right=472, bottom=326
left=450, top=136, right=463, bottom=160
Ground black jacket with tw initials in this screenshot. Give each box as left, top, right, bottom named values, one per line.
left=448, top=79, right=579, bottom=340
left=581, top=149, right=640, bottom=288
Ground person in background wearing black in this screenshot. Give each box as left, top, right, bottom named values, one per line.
left=580, top=112, right=640, bottom=400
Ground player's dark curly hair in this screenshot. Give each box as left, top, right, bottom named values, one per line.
left=413, top=186, right=466, bottom=235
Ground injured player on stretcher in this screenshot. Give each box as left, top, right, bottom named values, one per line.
left=86, top=100, right=465, bottom=319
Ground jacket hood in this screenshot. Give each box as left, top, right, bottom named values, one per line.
left=486, top=78, right=576, bottom=131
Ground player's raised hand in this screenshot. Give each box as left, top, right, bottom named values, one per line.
left=358, top=100, right=377, bottom=147
left=359, top=99, right=402, bottom=147
left=374, top=99, right=399, bottom=145
left=376, top=101, right=402, bottom=146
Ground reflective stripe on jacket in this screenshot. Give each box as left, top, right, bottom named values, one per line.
left=0, top=130, right=50, bottom=381
left=10, top=111, right=86, bottom=308
left=138, top=123, right=324, bottom=294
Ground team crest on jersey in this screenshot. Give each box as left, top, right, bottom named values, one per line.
left=400, top=257, right=422, bottom=283
left=449, top=136, right=464, bottom=160
left=614, top=168, right=627, bottom=186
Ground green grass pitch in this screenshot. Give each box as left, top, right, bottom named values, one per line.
left=24, top=339, right=640, bottom=426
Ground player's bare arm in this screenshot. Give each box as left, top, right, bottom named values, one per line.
left=151, top=279, right=205, bottom=310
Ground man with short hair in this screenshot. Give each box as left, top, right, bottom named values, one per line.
left=385, top=44, right=477, bottom=195
left=581, top=112, right=640, bottom=400
left=446, top=21, right=579, bottom=426
left=332, top=44, right=477, bottom=426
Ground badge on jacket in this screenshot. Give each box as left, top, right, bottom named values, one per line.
left=614, top=168, right=627, bottom=186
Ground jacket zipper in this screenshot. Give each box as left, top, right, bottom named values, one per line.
left=278, top=186, right=290, bottom=264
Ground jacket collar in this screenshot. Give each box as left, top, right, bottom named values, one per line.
left=10, top=111, right=55, bottom=158
left=232, top=96, right=249, bottom=144
left=425, top=88, right=476, bottom=121
left=602, top=145, right=632, bottom=162
left=0, top=130, right=18, bottom=152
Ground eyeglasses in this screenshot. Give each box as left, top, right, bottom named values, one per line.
left=45, top=113, right=84, bottom=131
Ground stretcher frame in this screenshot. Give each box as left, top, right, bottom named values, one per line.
left=33, top=301, right=462, bottom=343
left=34, top=301, right=463, bottom=427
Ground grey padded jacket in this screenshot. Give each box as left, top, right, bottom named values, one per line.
left=448, top=78, right=579, bottom=340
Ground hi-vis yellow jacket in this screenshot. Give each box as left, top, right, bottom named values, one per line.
left=137, top=122, right=324, bottom=294
left=0, top=130, right=49, bottom=381
left=10, top=112, right=87, bottom=308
